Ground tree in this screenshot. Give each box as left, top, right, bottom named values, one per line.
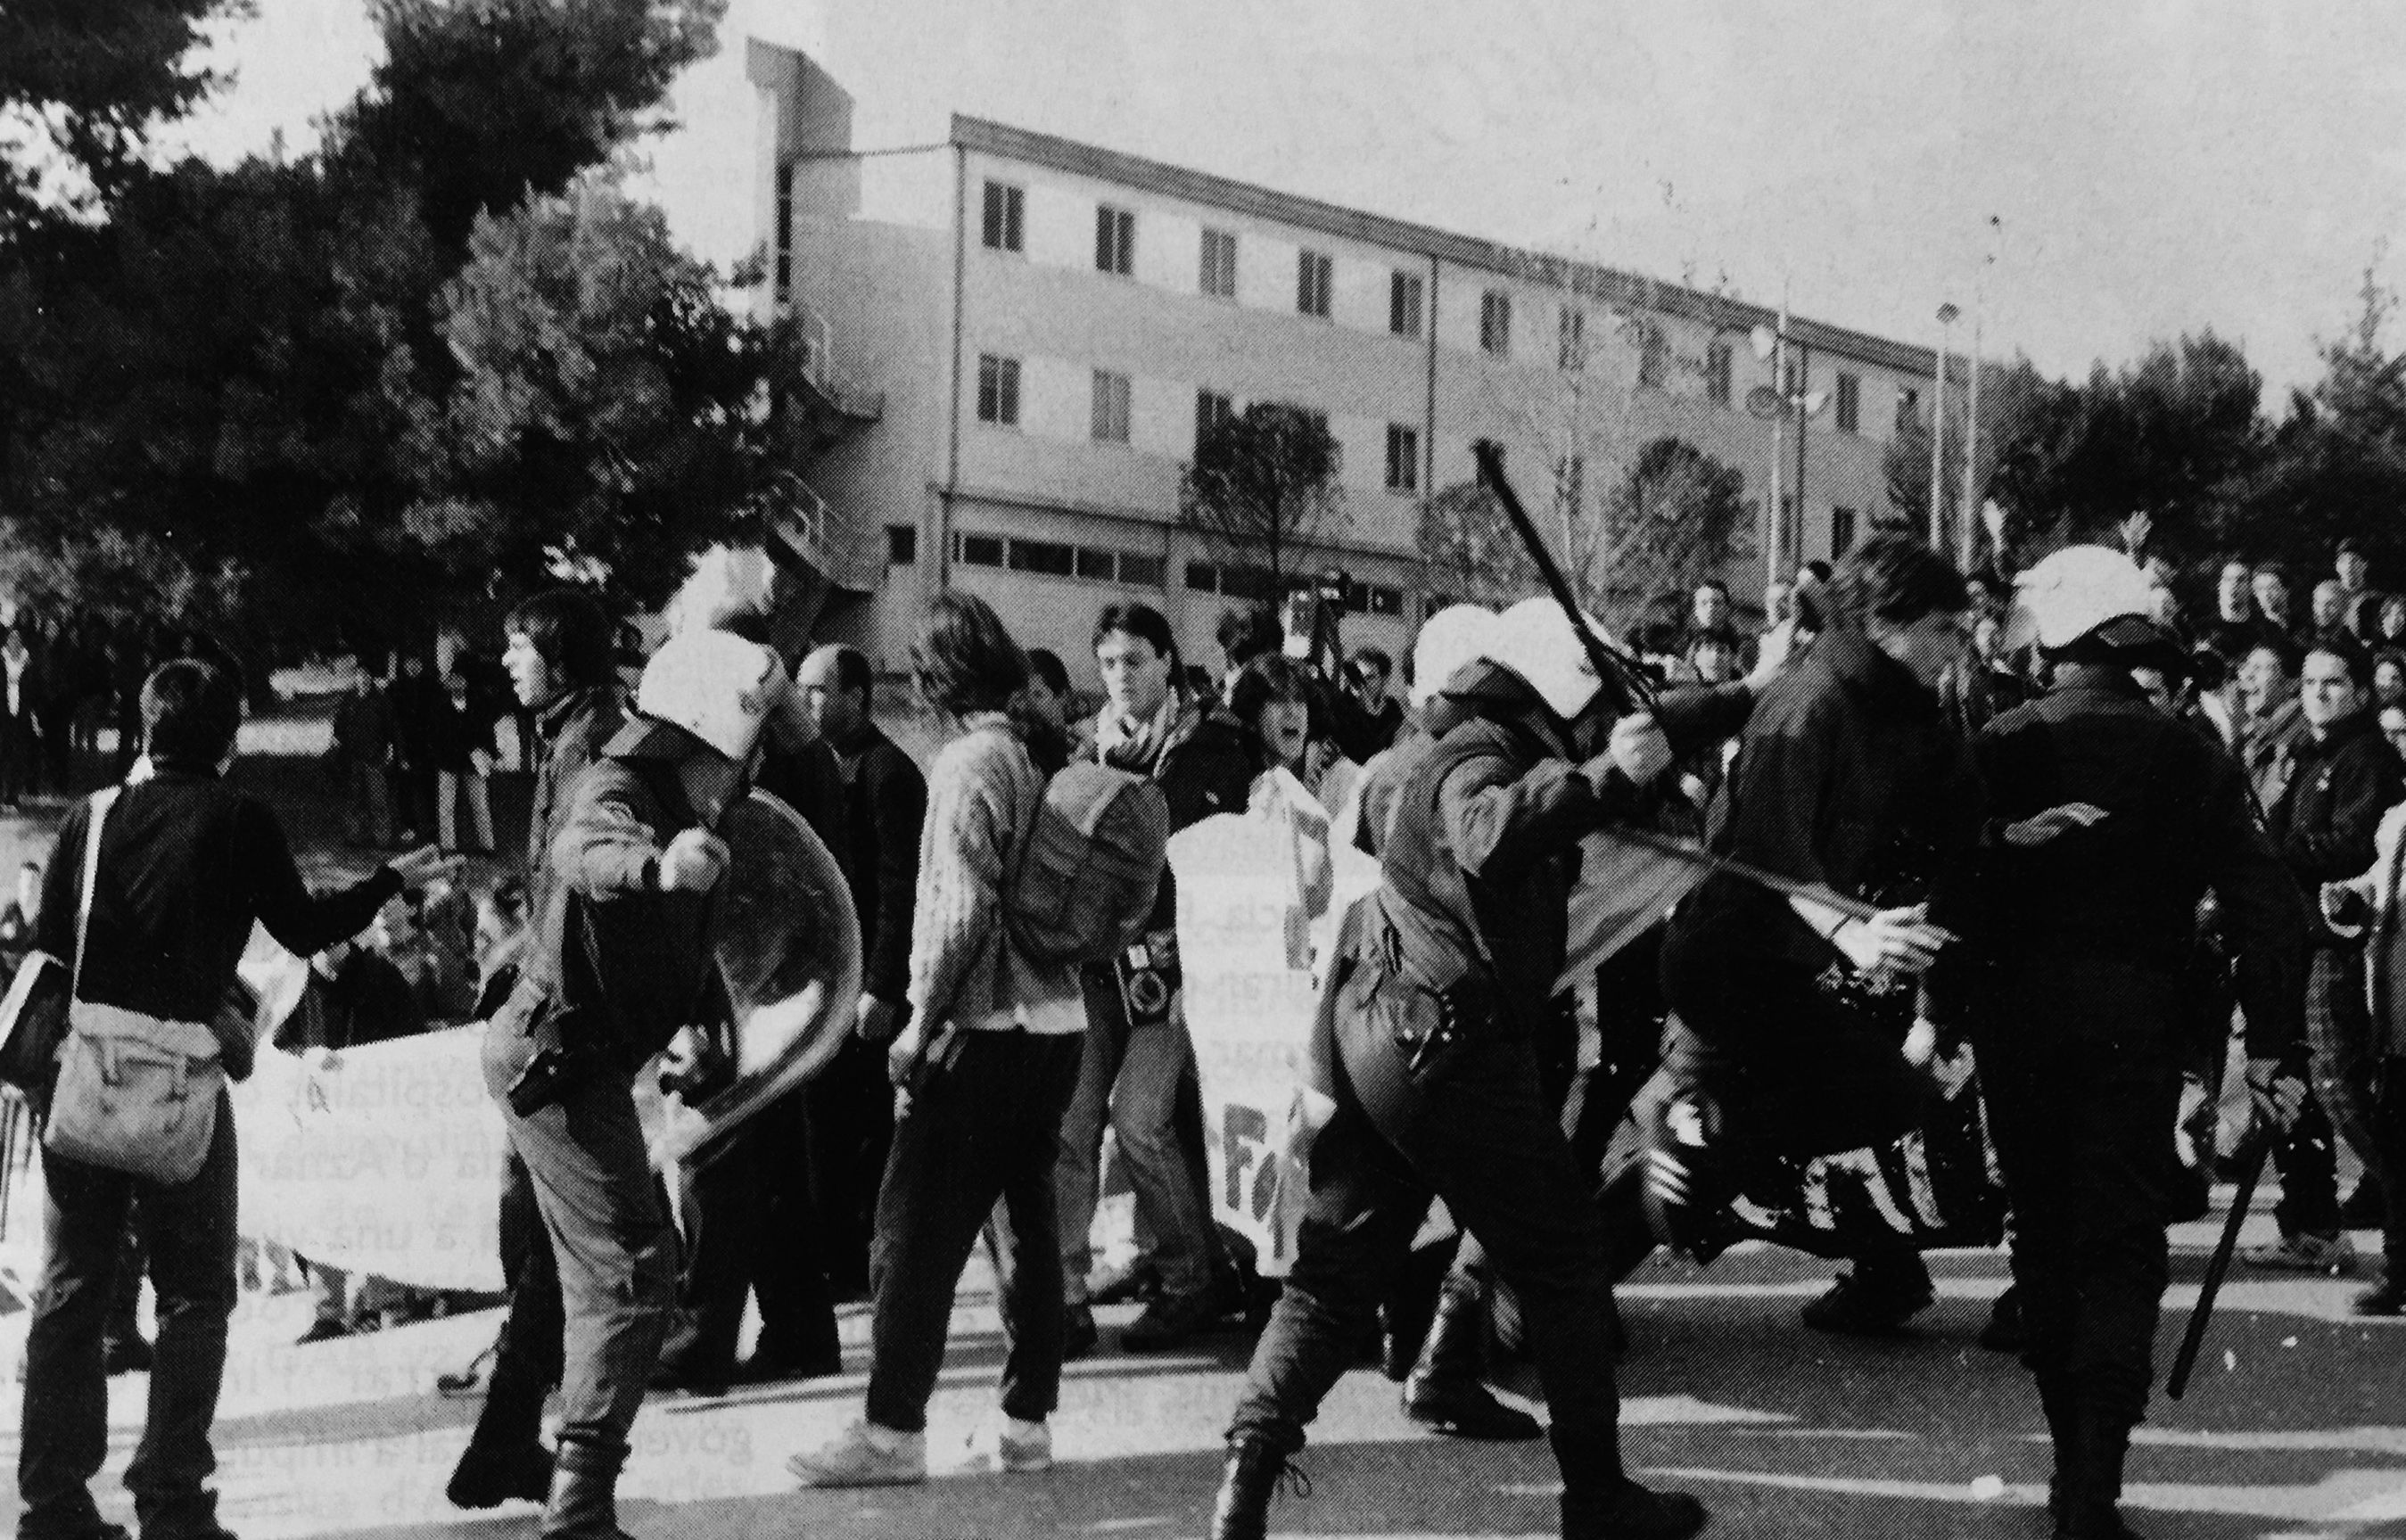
left=424, top=173, right=805, bottom=605
left=1179, top=403, right=1344, bottom=597
left=1595, top=437, right=1750, bottom=606
left=1416, top=479, right=1542, bottom=608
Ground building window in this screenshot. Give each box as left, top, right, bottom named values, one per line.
left=980, top=181, right=1024, bottom=252
left=1091, top=369, right=1132, bottom=444
left=1706, top=340, right=1733, bottom=405
left=1636, top=320, right=1669, bottom=387
left=886, top=524, right=917, bottom=565
left=1832, top=506, right=1858, bottom=559
left=1195, top=389, right=1233, bottom=446
left=1558, top=307, right=1586, bottom=371
left=1835, top=372, right=1861, bottom=432
left=1199, top=227, right=1237, bottom=299
left=1385, top=424, right=1420, bottom=493
left=1784, top=358, right=1803, bottom=395
left=1896, top=385, right=1921, bottom=433
left=1095, top=204, right=1134, bottom=276
left=1009, top=539, right=1075, bottom=577
left=976, top=354, right=1019, bottom=426
left=1297, top=249, right=1333, bottom=318
left=1184, top=560, right=1218, bottom=592
left=1480, top=291, right=1512, bottom=357
left=1390, top=271, right=1423, bottom=338
left=1075, top=548, right=1116, bottom=581
left=773, top=163, right=794, bottom=299
left=1120, top=553, right=1166, bottom=589
left=958, top=533, right=1005, bottom=567
left=1360, top=584, right=1405, bottom=617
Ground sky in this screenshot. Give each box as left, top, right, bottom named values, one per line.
left=159, top=0, right=2406, bottom=403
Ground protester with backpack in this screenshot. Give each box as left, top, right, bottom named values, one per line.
left=1057, top=603, right=1254, bottom=1355
left=791, top=594, right=1107, bottom=1488
left=20, top=658, right=455, bottom=1540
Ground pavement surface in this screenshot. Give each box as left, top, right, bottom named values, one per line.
left=0, top=1199, right=2400, bottom=1540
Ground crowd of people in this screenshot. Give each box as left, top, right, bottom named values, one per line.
left=16, top=519, right=2404, bottom=1540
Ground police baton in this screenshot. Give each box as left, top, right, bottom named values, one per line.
left=2167, top=1116, right=2277, bottom=1400
left=1473, top=441, right=1657, bottom=717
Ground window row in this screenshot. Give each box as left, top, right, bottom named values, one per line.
left=1184, top=561, right=1405, bottom=616
left=953, top=531, right=1167, bottom=589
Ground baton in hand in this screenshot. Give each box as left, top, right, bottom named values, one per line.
left=1473, top=441, right=1656, bottom=717
left=2167, top=1116, right=2277, bottom=1400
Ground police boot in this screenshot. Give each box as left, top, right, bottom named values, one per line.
left=540, top=1441, right=636, bottom=1540
left=1207, top=1437, right=1309, bottom=1540
left=1560, top=1480, right=1710, bottom=1540
left=1401, top=1277, right=1543, bottom=1441
left=446, top=1351, right=556, bottom=1510
left=2055, top=1412, right=2143, bottom=1540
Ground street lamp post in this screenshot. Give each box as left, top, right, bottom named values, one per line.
left=1931, top=301, right=1958, bottom=550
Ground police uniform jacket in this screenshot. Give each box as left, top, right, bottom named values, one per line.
left=503, top=717, right=720, bottom=1067
left=1974, top=666, right=2306, bottom=1059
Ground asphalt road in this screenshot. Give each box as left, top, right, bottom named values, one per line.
left=1, top=1196, right=2401, bottom=1540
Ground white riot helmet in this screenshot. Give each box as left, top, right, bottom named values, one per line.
left=636, top=629, right=790, bottom=763
left=2008, top=545, right=2163, bottom=653
left=1490, top=595, right=1614, bottom=721
left=1410, top=605, right=1500, bottom=711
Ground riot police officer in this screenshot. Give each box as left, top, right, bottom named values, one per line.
left=1973, top=546, right=2307, bottom=1540
left=1210, top=597, right=1706, bottom=1540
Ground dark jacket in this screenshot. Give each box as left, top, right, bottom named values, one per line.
left=502, top=720, right=718, bottom=1066
left=829, top=722, right=927, bottom=1006
left=2270, top=705, right=2402, bottom=946
left=1668, top=624, right=1984, bottom=1021
left=275, top=950, right=424, bottom=1053
left=525, top=685, right=624, bottom=910
left=1372, top=663, right=1645, bottom=1035
left=1082, top=691, right=1255, bottom=932
left=38, top=770, right=400, bottom=1077
left=1975, top=667, right=2307, bottom=1057
left=330, top=686, right=396, bottom=769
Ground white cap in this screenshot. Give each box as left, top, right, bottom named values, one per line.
left=636, top=630, right=789, bottom=762
left=1410, top=605, right=1500, bottom=710
left=1491, top=596, right=1611, bottom=720
left=2009, top=545, right=2159, bottom=650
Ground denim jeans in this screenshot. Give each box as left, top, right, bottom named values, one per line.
left=863, top=1030, right=1082, bottom=1433
left=20, top=1092, right=237, bottom=1540
left=482, top=1023, right=676, bottom=1467
left=1055, top=970, right=1213, bottom=1303
left=1227, top=972, right=1631, bottom=1499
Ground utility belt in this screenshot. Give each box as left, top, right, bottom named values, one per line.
left=1351, top=910, right=1507, bottom=1079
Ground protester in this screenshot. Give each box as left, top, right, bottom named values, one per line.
left=1021, top=647, right=1077, bottom=772
left=19, top=657, right=451, bottom=1540
left=2, top=626, right=44, bottom=811
left=387, top=650, right=441, bottom=847
left=472, top=876, right=530, bottom=1020
left=792, top=644, right=924, bottom=1294
left=444, top=589, right=622, bottom=1513
left=2254, top=564, right=2300, bottom=646
left=328, top=663, right=397, bottom=849
left=2311, top=580, right=2353, bottom=652
left=1053, top=604, right=1251, bottom=1351
left=2246, top=642, right=2400, bottom=1277
left=1973, top=546, right=2309, bottom=1540
left=1211, top=591, right=1703, bottom=1540
left=433, top=629, right=500, bottom=856
left=2237, top=638, right=2307, bottom=814
left=2338, top=537, right=2374, bottom=601
left=2323, top=773, right=2406, bottom=1314
left=791, top=593, right=1084, bottom=1488
left=2200, top=556, right=2266, bottom=663
left=2380, top=594, right=2406, bottom=649
left=1330, top=646, right=1404, bottom=762
left=1599, top=534, right=1982, bottom=1335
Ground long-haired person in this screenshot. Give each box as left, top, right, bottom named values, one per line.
left=791, top=593, right=1085, bottom=1486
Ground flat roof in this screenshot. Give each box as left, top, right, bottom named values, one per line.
left=952, top=114, right=1959, bottom=382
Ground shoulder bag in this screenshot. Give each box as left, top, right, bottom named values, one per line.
left=43, top=786, right=226, bottom=1185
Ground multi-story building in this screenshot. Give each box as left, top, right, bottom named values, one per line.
left=751, top=38, right=1959, bottom=684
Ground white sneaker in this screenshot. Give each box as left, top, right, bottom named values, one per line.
left=965, top=1417, right=1052, bottom=1474
left=788, top=1418, right=927, bottom=1488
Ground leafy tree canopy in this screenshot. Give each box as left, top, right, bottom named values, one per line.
left=1179, top=402, right=1345, bottom=594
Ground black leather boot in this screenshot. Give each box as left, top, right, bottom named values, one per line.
left=1401, top=1278, right=1543, bottom=1441
left=2055, top=1411, right=2141, bottom=1540
left=448, top=1351, right=556, bottom=1509
left=1207, top=1438, right=1309, bottom=1540
left=1560, top=1479, right=1710, bottom=1540
left=540, top=1442, right=636, bottom=1540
